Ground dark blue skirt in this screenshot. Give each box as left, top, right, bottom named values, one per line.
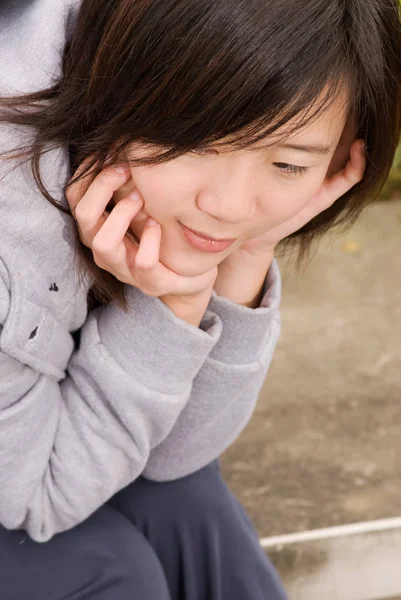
left=0, top=461, right=288, bottom=600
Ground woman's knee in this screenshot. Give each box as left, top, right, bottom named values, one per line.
left=111, top=461, right=243, bottom=532
left=110, top=465, right=288, bottom=600
left=0, top=505, right=170, bottom=600
left=82, top=506, right=171, bottom=597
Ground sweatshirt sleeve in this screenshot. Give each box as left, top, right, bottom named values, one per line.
left=0, top=278, right=222, bottom=542
left=143, top=260, right=281, bottom=480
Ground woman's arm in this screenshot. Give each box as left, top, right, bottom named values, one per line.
left=0, top=268, right=222, bottom=542
left=142, top=136, right=366, bottom=479
left=143, top=260, right=281, bottom=480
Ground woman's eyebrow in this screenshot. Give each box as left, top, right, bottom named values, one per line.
left=276, top=142, right=334, bottom=155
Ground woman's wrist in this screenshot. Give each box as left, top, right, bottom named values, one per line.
left=213, top=251, right=274, bottom=309
left=160, top=288, right=213, bottom=327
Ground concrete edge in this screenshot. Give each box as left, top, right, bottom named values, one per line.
left=260, top=516, right=401, bottom=548
left=260, top=517, right=401, bottom=600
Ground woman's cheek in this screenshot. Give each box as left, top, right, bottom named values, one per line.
left=268, top=183, right=312, bottom=219
left=132, top=168, right=194, bottom=220
left=292, top=170, right=327, bottom=206
left=264, top=174, right=324, bottom=224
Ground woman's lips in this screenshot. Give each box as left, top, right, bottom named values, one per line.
left=179, top=222, right=237, bottom=253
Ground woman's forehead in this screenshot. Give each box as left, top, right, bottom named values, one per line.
left=278, top=98, right=348, bottom=143
left=217, top=94, right=349, bottom=154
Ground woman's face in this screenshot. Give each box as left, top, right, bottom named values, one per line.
left=116, top=95, right=351, bottom=277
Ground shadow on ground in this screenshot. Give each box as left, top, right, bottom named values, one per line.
left=221, top=200, right=401, bottom=539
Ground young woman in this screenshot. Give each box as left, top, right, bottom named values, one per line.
left=0, top=0, right=399, bottom=598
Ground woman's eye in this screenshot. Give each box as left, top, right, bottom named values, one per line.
left=274, top=162, right=308, bottom=175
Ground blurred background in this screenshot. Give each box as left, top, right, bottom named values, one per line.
left=220, top=142, right=401, bottom=539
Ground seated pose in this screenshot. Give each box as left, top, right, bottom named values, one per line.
left=0, top=0, right=400, bottom=598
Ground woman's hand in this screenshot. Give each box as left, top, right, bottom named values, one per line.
left=236, top=138, right=365, bottom=259
left=66, top=161, right=217, bottom=326
left=214, top=138, right=366, bottom=306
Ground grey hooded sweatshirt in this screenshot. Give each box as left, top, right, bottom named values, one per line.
left=0, top=0, right=281, bottom=542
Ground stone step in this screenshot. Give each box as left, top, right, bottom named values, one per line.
left=262, top=517, right=401, bottom=600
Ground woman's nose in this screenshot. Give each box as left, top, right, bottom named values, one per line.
left=195, top=162, right=257, bottom=224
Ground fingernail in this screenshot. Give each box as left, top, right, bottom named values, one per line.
left=128, top=190, right=142, bottom=203
left=147, top=217, right=158, bottom=227
left=115, top=163, right=130, bottom=174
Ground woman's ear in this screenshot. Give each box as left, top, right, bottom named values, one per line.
left=326, top=113, right=358, bottom=177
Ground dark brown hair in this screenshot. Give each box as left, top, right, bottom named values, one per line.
left=1, top=0, right=401, bottom=305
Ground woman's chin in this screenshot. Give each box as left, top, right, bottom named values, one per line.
left=159, top=251, right=215, bottom=279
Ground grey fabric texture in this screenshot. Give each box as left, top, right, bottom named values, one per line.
left=0, top=0, right=281, bottom=542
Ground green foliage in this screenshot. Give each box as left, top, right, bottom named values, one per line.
left=380, top=144, right=401, bottom=199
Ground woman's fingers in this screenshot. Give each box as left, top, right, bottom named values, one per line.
left=134, top=219, right=162, bottom=270
left=264, top=138, right=366, bottom=242
left=319, top=138, right=366, bottom=211
left=89, top=201, right=202, bottom=296
left=67, top=162, right=132, bottom=246
left=130, top=220, right=175, bottom=295
left=65, top=156, right=94, bottom=212
left=90, top=195, right=143, bottom=280
left=293, top=138, right=366, bottom=228
left=91, top=193, right=143, bottom=258
left=129, top=221, right=216, bottom=297
left=326, top=114, right=358, bottom=177
left=66, top=160, right=232, bottom=298
left=75, top=166, right=132, bottom=243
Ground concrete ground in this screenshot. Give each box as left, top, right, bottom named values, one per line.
left=221, top=199, right=401, bottom=540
